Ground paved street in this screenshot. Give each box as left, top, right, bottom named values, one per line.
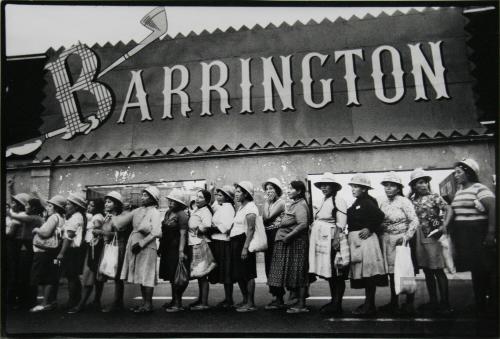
left=4, top=270, right=498, bottom=337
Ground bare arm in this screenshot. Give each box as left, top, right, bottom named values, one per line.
left=241, top=213, right=256, bottom=260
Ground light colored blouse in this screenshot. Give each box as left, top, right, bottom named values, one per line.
left=188, top=206, right=212, bottom=246
left=211, top=202, right=235, bottom=241
left=115, top=206, right=162, bottom=250
left=85, top=213, right=105, bottom=244
left=379, top=195, right=419, bottom=239
left=314, top=195, right=347, bottom=228
left=63, top=212, right=84, bottom=248
left=230, top=201, right=259, bottom=238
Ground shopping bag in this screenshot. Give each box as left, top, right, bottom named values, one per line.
left=438, top=234, right=456, bottom=274
left=174, top=258, right=190, bottom=289
left=394, top=243, right=417, bottom=295
left=190, top=240, right=217, bottom=279
left=336, top=230, right=350, bottom=267
left=98, top=234, right=119, bottom=278
left=248, top=216, right=268, bottom=252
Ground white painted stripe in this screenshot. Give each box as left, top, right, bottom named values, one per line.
left=326, top=317, right=477, bottom=322
left=135, top=296, right=197, bottom=300
left=307, top=296, right=364, bottom=300
left=37, top=296, right=43, bottom=299
left=480, top=120, right=496, bottom=125
left=463, top=6, right=496, bottom=13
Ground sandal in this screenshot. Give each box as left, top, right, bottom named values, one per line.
left=190, top=304, right=211, bottom=311
left=352, top=306, right=376, bottom=317
left=286, top=306, right=310, bottom=314
left=265, top=301, right=285, bottom=310
left=166, top=305, right=185, bottom=313
left=134, top=306, right=153, bottom=314
left=67, top=306, right=83, bottom=314
left=236, top=305, right=257, bottom=313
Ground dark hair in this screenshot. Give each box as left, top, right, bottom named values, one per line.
left=143, top=191, right=158, bottom=207
left=237, top=186, right=254, bottom=202
left=11, top=200, right=25, bottom=212
left=457, top=164, right=479, bottom=183
left=265, top=182, right=282, bottom=198
left=89, top=198, right=105, bottom=216
left=106, top=196, right=123, bottom=215
left=27, top=198, right=45, bottom=217
left=216, top=189, right=234, bottom=206
left=408, top=179, right=432, bottom=200
left=52, top=204, right=66, bottom=217
left=383, top=182, right=404, bottom=197
left=198, top=189, right=214, bottom=215
left=290, top=180, right=306, bottom=200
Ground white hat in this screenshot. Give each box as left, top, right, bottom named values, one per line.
left=456, top=158, right=480, bottom=176
left=409, top=168, right=432, bottom=186
left=216, top=185, right=235, bottom=202
left=236, top=181, right=255, bottom=199
left=167, top=189, right=189, bottom=207
left=314, top=172, right=342, bottom=191
left=348, top=173, right=373, bottom=189
left=12, top=193, right=31, bottom=208
left=381, top=171, right=403, bottom=187
left=262, top=178, right=283, bottom=196
left=105, top=191, right=123, bottom=205
left=143, top=186, right=160, bottom=204
left=67, top=193, right=87, bottom=210
left=47, top=195, right=67, bottom=210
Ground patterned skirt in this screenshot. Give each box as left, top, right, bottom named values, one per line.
left=267, top=235, right=308, bottom=289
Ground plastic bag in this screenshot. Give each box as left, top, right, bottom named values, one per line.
left=99, top=234, right=119, bottom=278
left=174, top=258, right=189, bottom=289
left=249, top=216, right=267, bottom=252
left=394, top=243, right=417, bottom=295
left=190, top=240, right=216, bottom=279
left=439, top=234, right=456, bottom=274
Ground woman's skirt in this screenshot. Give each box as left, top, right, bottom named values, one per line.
left=230, top=233, right=257, bottom=282
left=159, top=229, right=183, bottom=282
left=208, top=239, right=232, bottom=284
left=61, top=247, right=83, bottom=279
left=379, top=232, right=406, bottom=275
left=450, top=219, right=496, bottom=272
left=30, top=250, right=60, bottom=285
left=267, top=235, right=308, bottom=289
left=414, top=226, right=445, bottom=270
left=82, top=241, right=105, bottom=286
left=120, top=236, right=158, bottom=287
left=349, top=231, right=387, bottom=289
left=264, top=228, right=279, bottom=277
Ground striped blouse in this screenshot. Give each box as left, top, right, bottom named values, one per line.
left=451, top=183, right=495, bottom=221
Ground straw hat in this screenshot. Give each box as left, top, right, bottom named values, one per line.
left=456, top=158, right=480, bottom=176
left=143, top=186, right=160, bottom=204
left=47, top=195, right=67, bottom=210
left=216, top=185, right=235, bottom=202
left=236, top=181, right=255, bottom=199
left=348, top=173, right=373, bottom=189
left=409, top=168, right=432, bottom=186
left=12, top=193, right=31, bottom=208
left=381, top=171, right=403, bottom=187
left=105, top=191, right=123, bottom=205
left=67, top=193, right=87, bottom=210
left=314, top=172, right=342, bottom=191
left=262, top=178, right=283, bottom=196
left=166, top=189, right=188, bottom=208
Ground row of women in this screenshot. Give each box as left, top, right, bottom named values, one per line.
left=5, top=157, right=496, bottom=316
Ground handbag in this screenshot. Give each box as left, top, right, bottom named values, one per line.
left=249, top=216, right=268, bottom=252
left=174, top=257, right=190, bottom=289
left=438, top=234, right=456, bottom=274
left=394, top=241, right=417, bottom=295
left=98, top=234, right=119, bottom=278
left=190, top=240, right=217, bottom=279
left=33, top=215, right=62, bottom=250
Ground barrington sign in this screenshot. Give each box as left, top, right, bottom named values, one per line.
left=33, top=7, right=481, bottom=160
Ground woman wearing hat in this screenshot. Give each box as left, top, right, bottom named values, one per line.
left=346, top=173, right=387, bottom=316
left=187, top=189, right=214, bottom=311
left=28, top=195, right=67, bottom=312
left=268, top=180, right=311, bottom=313
left=408, top=168, right=453, bottom=315
left=117, top=186, right=162, bottom=313
left=7, top=194, right=46, bottom=310
left=207, top=185, right=236, bottom=308
left=450, top=158, right=496, bottom=315
left=94, top=191, right=130, bottom=313
left=308, top=172, right=348, bottom=315
left=159, top=189, right=190, bottom=312
left=56, top=193, right=88, bottom=310
left=261, top=178, right=286, bottom=306
left=231, top=181, right=259, bottom=312
left=378, top=172, right=419, bottom=315
left=68, top=198, right=105, bottom=314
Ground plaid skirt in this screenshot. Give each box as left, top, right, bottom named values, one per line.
left=267, top=235, right=308, bottom=289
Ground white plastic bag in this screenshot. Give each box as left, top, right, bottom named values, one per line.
left=439, top=234, right=456, bottom=274
left=190, top=240, right=216, bottom=278
left=248, top=216, right=268, bottom=252
left=394, top=243, right=417, bottom=295
left=99, top=234, right=119, bottom=278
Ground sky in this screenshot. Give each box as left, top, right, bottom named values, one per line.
left=5, top=5, right=434, bottom=56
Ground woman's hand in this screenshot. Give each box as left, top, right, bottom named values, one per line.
left=56, top=252, right=64, bottom=261
left=483, top=232, right=496, bottom=247
left=395, top=236, right=406, bottom=246
left=358, top=228, right=372, bottom=240
left=179, top=251, right=187, bottom=261
left=132, top=243, right=142, bottom=254
left=241, top=247, right=248, bottom=260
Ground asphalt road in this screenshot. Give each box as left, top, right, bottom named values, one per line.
left=4, top=274, right=498, bottom=337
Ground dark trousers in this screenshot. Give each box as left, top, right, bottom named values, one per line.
left=13, top=240, right=37, bottom=308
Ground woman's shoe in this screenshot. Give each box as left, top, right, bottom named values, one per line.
left=134, top=306, right=153, bottom=314
left=67, top=306, right=83, bottom=314
left=286, top=306, right=310, bottom=314
left=190, top=304, right=211, bottom=311
left=166, top=305, right=185, bottom=313
left=29, top=305, right=46, bottom=313
left=188, top=299, right=201, bottom=308
left=162, top=299, right=175, bottom=309
left=236, top=305, right=257, bottom=313
left=265, top=301, right=286, bottom=310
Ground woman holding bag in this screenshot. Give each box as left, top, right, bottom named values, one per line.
left=208, top=186, right=236, bottom=308
left=378, top=172, right=419, bottom=316
left=159, top=189, right=189, bottom=313
left=268, top=180, right=311, bottom=313
left=347, top=174, right=387, bottom=316
left=117, top=186, right=162, bottom=313
left=408, top=168, right=453, bottom=315
left=231, top=181, right=259, bottom=313
left=187, top=189, right=214, bottom=311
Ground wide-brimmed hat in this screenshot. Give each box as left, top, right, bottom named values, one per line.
left=105, top=191, right=123, bottom=206
left=47, top=195, right=67, bottom=210
left=409, top=168, right=432, bottom=186
left=456, top=158, right=480, bottom=176
left=348, top=173, right=373, bottom=189
left=166, top=189, right=189, bottom=208
left=262, top=178, right=283, bottom=196
left=236, top=181, right=254, bottom=199
left=67, top=193, right=87, bottom=210
left=381, top=171, right=403, bottom=187
left=216, top=185, right=235, bottom=202
left=314, top=172, right=342, bottom=191
left=143, top=186, right=160, bottom=204
left=12, top=193, right=31, bottom=208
